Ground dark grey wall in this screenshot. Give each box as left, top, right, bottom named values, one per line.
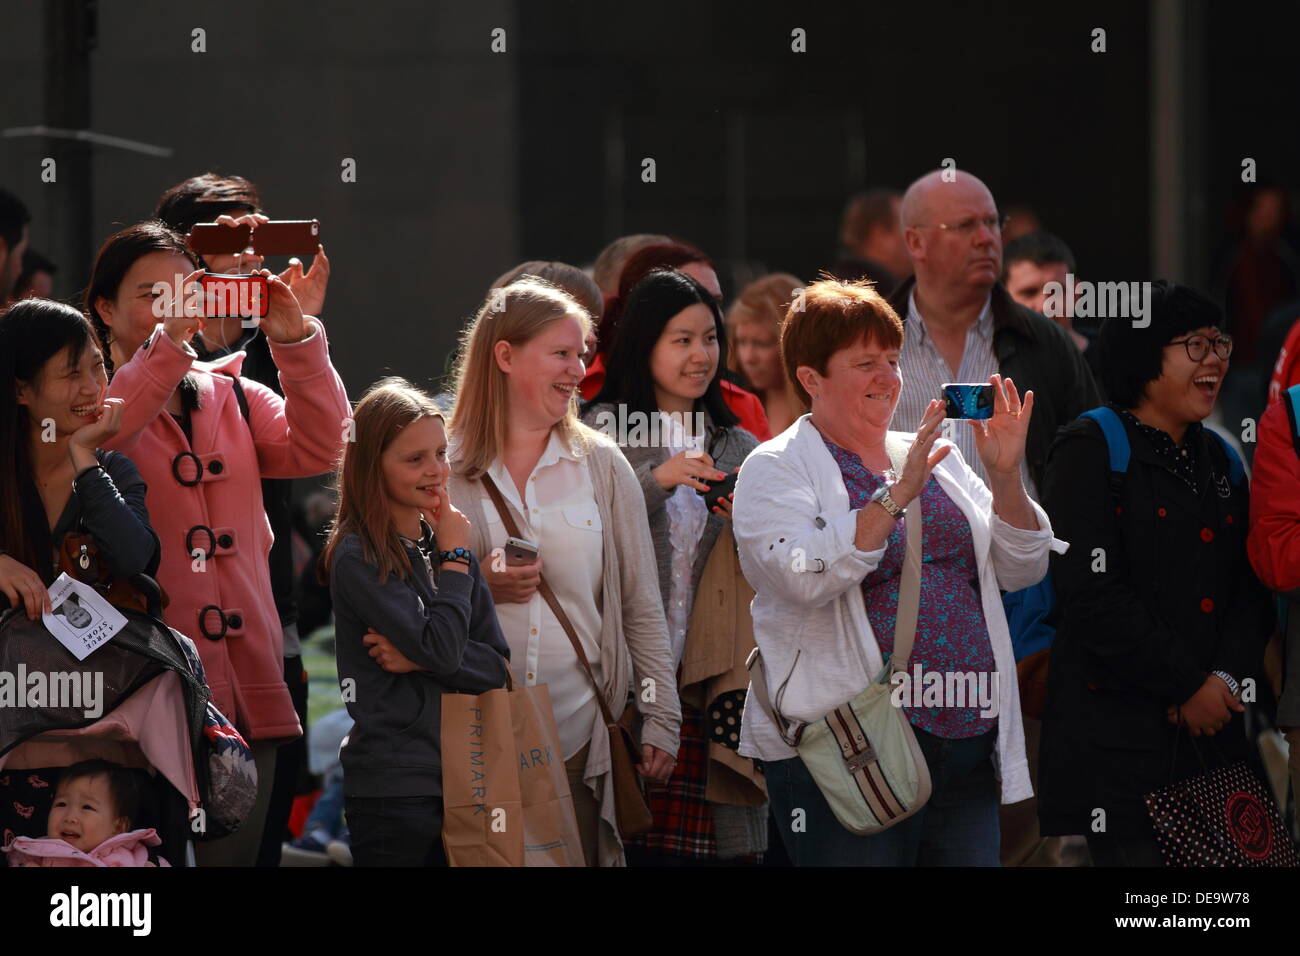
left=6, top=0, right=1299, bottom=399
left=516, top=1, right=1153, bottom=294
left=2, top=0, right=517, bottom=398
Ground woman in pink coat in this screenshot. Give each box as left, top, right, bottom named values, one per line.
left=86, top=222, right=351, bottom=866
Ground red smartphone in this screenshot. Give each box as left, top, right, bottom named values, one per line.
left=250, top=220, right=320, bottom=255
left=186, top=222, right=252, bottom=255
left=186, top=220, right=321, bottom=256
left=199, top=273, right=269, bottom=319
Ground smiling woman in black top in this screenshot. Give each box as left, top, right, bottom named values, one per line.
left=1038, top=281, right=1273, bottom=866
left=0, top=299, right=158, bottom=618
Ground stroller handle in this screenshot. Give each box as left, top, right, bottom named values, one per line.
left=129, top=573, right=166, bottom=619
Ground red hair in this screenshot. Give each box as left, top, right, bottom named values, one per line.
left=595, top=240, right=713, bottom=359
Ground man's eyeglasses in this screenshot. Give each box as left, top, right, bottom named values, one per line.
left=913, top=214, right=1010, bottom=238
left=1166, top=334, right=1233, bottom=362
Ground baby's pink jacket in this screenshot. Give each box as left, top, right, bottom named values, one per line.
left=3, top=828, right=171, bottom=867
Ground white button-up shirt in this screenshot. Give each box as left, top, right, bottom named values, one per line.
left=477, top=431, right=606, bottom=759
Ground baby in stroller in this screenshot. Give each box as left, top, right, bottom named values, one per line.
left=3, top=759, right=170, bottom=866
left=0, top=590, right=258, bottom=867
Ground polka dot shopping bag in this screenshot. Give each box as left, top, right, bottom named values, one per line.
left=1144, top=725, right=1298, bottom=867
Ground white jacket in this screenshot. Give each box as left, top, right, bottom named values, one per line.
left=732, top=415, right=1067, bottom=804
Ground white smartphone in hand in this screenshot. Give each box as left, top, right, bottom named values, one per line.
left=504, top=536, right=539, bottom=566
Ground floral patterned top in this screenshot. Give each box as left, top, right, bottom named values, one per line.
left=824, top=436, right=998, bottom=739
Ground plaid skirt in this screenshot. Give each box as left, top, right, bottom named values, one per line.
left=628, top=703, right=715, bottom=859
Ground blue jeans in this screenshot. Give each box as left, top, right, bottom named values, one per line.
left=765, top=726, right=1001, bottom=866
left=305, top=767, right=346, bottom=839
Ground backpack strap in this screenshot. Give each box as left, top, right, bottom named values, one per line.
left=228, top=375, right=251, bottom=425
left=1081, top=405, right=1246, bottom=492
left=1284, top=384, right=1300, bottom=462
left=1078, top=406, right=1130, bottom=501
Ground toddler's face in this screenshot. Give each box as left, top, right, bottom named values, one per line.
left=47, top=774, right=128, bottom=853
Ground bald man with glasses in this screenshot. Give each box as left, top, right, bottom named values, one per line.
left=888, top=169, right=1099, bottom=496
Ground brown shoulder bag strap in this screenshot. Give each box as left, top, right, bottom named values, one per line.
left=480, top=473, right=619, bottom=729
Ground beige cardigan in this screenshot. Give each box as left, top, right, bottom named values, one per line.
left=449, top=431, right=682, bottom=866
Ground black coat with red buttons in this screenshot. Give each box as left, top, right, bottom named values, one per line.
left=1036, top=412, right=1274, bottom=837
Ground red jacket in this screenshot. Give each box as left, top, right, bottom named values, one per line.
left=580, top=353, right=772, bottom=442
left=1247, top=398, right=1300, bottom=592
left=1268, top=315, right=1300, bottom=405
left=104, top=319, right=350, bottom=740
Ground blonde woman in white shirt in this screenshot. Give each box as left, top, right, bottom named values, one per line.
left=438, top=276, right=680, bottom=867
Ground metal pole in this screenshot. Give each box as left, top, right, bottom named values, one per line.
left=1150, top=0, right=1185, bottom=281
left=43, top=0, right=96, bottom=298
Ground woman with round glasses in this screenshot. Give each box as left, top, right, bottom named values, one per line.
left=1037, top=280, right=1273, bottom=867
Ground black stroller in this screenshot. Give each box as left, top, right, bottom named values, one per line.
left=1, top=575, right=254, bottom=866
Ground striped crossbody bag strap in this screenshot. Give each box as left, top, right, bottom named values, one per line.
left=883, top=434, right=922, bottom=671
left=810, top=435, right=930, bottom=832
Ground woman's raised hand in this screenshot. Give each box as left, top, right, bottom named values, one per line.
left=164, top=269, right=207, bottom=349
left=890, top=399, right=952, bottom=508
left=279, top=244, right=331, bottom=317
left=969, top=374, right=1034, bottom=478
left=68, top=396, right=125, bottom=457
left=256, top=271, right=307, bottom=344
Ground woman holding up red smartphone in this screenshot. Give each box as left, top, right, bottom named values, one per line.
left=85, top=221, right=351, bottom=866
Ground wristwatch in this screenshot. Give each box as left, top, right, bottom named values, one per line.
left=1211, top=669, right=1241, bottom=698
left=870, top=485, right=905, bottom=520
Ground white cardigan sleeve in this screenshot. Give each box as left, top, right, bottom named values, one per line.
left=732, top=447, right=884, bottom=608
left=940, top=441, right=1067, bottom=592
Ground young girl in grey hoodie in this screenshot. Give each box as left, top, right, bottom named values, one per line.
left=324, top=378, right=509, bottom=867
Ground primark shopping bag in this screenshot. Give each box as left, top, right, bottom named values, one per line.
left=1144, top=728, right=1298, bottom=867
left=441, top=682, right=584, bottom=867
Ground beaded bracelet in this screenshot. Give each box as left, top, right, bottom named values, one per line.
left=437, top=547, right=472, bottom=567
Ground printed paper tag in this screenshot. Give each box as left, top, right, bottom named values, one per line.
left=41, top=573, right=128, bottom=661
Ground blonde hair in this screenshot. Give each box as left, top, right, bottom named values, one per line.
left=449, top=277, right=596, bottom=480
left=322, top=378, right=443, bottom=583
left=726, top=272, right=807, bottom=409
